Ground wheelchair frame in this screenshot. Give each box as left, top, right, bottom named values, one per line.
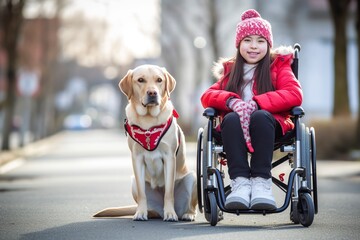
left=196, top=44, right=318, bottom=227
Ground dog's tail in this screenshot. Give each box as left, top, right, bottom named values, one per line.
left=93, top=205, right=137, bottom=217
left=93, top=205, right=161, bottom=218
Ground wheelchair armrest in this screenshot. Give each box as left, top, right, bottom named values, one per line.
left=291, top=106, right=305, bottom=118
left=203, top=107, right=219, bottom=118
left=203, top=106, right=304, bottom=118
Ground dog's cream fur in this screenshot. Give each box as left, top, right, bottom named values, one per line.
left=93, top=65, right=197, bottom=221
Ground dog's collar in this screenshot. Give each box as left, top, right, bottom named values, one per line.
left=124, top=110, right=179, bottom=151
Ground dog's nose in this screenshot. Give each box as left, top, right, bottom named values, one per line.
left=147, top=90, right=157, bottom=97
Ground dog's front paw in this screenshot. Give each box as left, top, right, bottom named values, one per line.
left=133, top=211, right=148, bottom=221
left=163, top=211, right=178, bottom=222
left=181, top=213, right=196, bottom=221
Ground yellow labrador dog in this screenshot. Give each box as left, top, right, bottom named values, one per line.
left=93, top=65, right=197, bottom=221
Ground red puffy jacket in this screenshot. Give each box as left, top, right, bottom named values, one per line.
left=200, top=48, right=303, bottom=134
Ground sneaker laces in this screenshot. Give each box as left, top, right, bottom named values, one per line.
left=230, top=177, right=250, bottom=192
left=252, top=177, right=271, bottom=191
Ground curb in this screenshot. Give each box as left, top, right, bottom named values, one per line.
left=316, top=160, right=360, bottom=179
left=0, top=133, right=61, bottom=173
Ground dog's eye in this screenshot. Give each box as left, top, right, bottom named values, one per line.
left=137, top=78, right=145, bottom=83
left=157, top=78, right=162, bottom=83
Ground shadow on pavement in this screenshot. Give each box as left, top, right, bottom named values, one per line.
left=19, top=218, right=304, bottom=240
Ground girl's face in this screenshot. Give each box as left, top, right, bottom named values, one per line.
left=239, top=35, right=268, bottom=64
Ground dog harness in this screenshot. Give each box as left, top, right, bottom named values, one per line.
left=124, top=110, right=180, bottom=151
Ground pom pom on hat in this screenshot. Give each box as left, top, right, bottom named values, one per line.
left=241, top=9, right=261, bottom=20
left=235, top=9, right=273, bottom=48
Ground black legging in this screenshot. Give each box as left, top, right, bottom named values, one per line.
left=220, top=110, right=283, bottom=179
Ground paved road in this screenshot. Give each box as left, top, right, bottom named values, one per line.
left=0, top=130, right=360, bottom=240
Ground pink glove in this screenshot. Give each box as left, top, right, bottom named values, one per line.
left=228, top=99, right=258, bottom=153
left=246, top=99, right=258, bottom=114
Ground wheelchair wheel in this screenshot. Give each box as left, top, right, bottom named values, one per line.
left=291, top=124, right=314, bottom=225
left=301, top=124, right=319, bottom=215
left=201, top=124, right=222, bottom=225
left=196, top=127, right=204, bottom=213
left=298, top=193, right=315, bottom=227
left=300, top=123, right=311, bottom=189
left=310, top=127, right=318, bottom=214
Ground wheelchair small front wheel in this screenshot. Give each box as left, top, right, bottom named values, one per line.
left=205, top=191, right=219, bottom=226
left=290, top=199, right=300, bottom=224
left=298, top=193, right=315, bottom=227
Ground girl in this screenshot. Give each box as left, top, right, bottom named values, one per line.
left=200, top=9, right=303, bottom=210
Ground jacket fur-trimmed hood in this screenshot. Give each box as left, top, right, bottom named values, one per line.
left=212, top=45, right=295, bottom=79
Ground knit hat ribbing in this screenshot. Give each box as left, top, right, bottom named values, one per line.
left=235, top=9, right=273, bottom=48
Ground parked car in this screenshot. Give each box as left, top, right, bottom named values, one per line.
left=63, top=113, right=92, bottom=130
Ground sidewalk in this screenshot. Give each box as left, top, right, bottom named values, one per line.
left=0, top=133, right=60, bottom=173
left=1, top=131, right=360, bottom=178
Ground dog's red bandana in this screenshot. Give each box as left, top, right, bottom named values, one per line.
left=124, top=110, right=179, bottom=151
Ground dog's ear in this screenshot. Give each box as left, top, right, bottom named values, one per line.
left=119, top=69, right=133, bottom=99
left=162, top=68, right=176, bottom=97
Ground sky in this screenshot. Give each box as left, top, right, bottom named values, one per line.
left=24, top=0, right=160, bottom=66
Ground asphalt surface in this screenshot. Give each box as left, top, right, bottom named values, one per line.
left=0, top=129, right=360, bottom=240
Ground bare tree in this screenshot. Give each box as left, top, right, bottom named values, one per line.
left=328, top=0, right=352, bottom=117
left=208, top=0, right=219, bottom=64
left=0, top=0, right=26, bottom=150
left=356, top=0, right=360, bottom=147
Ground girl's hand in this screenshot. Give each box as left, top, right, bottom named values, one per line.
left=246, top=99, right=258, bottom=114
left=228, top=98, right=256, bottom=153
left=228, top=99, right=258, bottom=115
left=228, top=98, right=246, bottom=113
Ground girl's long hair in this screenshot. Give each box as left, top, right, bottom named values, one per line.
left=222, top=46, right=274, bottom=96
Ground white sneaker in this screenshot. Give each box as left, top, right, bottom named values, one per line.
left=250, top=177, right=276, bottom=210
left=225, top=177, right=251, bottom=210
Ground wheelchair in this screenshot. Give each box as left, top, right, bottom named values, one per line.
left=196, top=44, right=318, bottom=227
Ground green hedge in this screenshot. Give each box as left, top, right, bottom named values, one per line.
left=309, top=117, right=357, bottom=160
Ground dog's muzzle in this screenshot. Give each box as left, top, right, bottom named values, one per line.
left=142, top=90, right=160, bottom=107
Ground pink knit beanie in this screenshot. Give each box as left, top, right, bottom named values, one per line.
left=235, top=9, right=273, bottom=48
